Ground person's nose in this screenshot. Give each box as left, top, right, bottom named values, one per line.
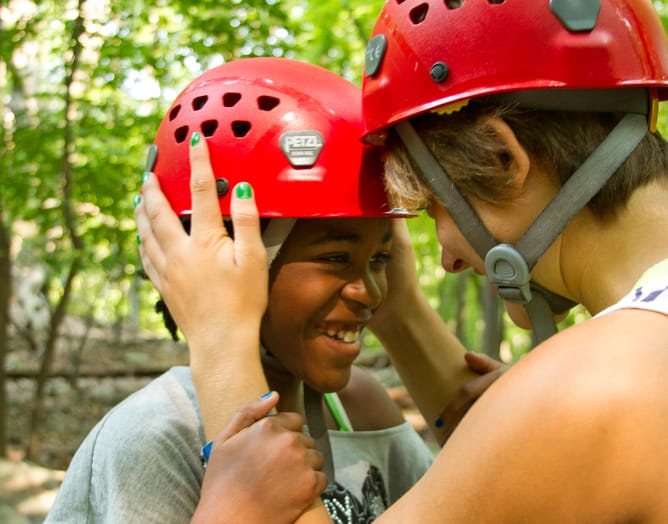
left=441, top=248, right=470, bottom=273
left=341, top=271, right=384, bottom=310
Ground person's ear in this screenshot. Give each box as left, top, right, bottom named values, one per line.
left=485, top=117, right=530, bottom=190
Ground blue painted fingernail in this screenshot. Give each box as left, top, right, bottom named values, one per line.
left=434, top=417, right=444, bottom=428
left=260, top=391, right=272, bottom=400
left=133, top=194, right=141, bottom=207
left=190, top=131, right=201, bottom=147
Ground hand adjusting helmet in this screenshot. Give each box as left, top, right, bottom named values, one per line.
left=363, top=0, right=668, bottom=346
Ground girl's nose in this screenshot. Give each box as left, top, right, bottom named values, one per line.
left=341, top=272, right=384, bottom=310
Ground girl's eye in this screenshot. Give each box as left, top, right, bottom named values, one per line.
left=316, top=253, right=349, bottom=264
left=370, top=252, right=391, bottom=266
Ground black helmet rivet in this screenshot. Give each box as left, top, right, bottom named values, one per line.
left=430, top=62, right=449, bottom=83
left=215, top=178, right=229, bottom=197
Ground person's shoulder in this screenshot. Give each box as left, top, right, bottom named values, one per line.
left=502, top=312, right=668, bottom=422
left=78, top=366, right=201, bottom=460
left=336, top=366, right=404, bottom=431
left=534, top=306, right=668, bottom=391
left=448, top=314, right=668, bottom=520
left=48, top=367, right=204, bottom=523
left=109, top=366, right=196, bottom=418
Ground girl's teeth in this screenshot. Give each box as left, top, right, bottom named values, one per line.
left=325, top=329, right=359, bottom=342
left=343, top=331, right=357, bottom=343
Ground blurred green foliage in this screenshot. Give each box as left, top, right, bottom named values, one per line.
left=2, top=0, right=668, bottom=363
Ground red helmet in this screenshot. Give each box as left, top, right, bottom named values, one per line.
left=150, top=57, right=407, bottom=217
left=363, top=0, right=668, bottom=138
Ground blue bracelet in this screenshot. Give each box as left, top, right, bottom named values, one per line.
left=200, top=440, right=214, bottom=470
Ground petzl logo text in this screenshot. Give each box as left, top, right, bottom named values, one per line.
left=279, top=130, right=324, bottom=167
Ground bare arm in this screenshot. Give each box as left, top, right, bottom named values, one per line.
left=135, top=133, right=270, bottom=440
left=368, top=219, right=484, bottom=443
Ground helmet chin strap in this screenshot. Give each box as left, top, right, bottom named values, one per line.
left=395, top=109, right=648, bottom=347
left=260, top=218, right=336, bottom=486
left=259, top=344, right=336, bottom=486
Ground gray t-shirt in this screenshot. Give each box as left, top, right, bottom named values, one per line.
left=46, top=366, right=433, bottom=523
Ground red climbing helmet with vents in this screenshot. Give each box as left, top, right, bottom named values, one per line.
left=149, top=57, right=407, bottom=218
left=362, top=0, right=668, bottom=139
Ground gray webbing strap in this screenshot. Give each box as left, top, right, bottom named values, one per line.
left=516, top=112, right=648, bottom=269
left=395, top=111, right=649, bottom=347
left=524, top=291, right=559, bottom=347
left=303, top=384, right=335, bottom=486
left=395, top=120, right=497, bottom=259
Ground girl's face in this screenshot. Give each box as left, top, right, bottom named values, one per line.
left=260, top=217, right=392, bottom=392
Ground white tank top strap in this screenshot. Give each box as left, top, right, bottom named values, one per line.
left=594, top=258, right=668, bottom=318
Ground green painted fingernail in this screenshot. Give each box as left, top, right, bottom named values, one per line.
left=136, top=234, right=141, bottom=245
left=133, top=194, right=141, bottom=207
left=141, top=171, right=150, bottom=184
left=235, top=182, right=252, bottom=199
left=190, top=132, right=201, bottom=147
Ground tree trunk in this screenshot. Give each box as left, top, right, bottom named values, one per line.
left=454, top=273, right=467, bottom=344
left=0, top=211, right=11, bottom=457
left=480, top=280, right=503, bottom=359
left=26, top=0, right=86, bottom=461
left=26, top=258, right=82, bottom=460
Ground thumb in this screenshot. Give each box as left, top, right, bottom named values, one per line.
left=464, top=351, right=503, bottom=375
left=217, top=391, right=280, bottom=444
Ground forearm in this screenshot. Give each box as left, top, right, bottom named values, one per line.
left=372, top=289, right=478, bottom=442
left=189, top=327, right=270, bottom=441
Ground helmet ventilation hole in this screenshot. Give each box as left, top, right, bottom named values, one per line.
left=488, top=0, right=505, bottom=4
left=201, top=120, right=218, bottom=137
left=410, top=3, right=429, bottom=24
left=445, top=0, right=464, bottom=9
left=223, top=92, right=242, bottom=107
left=231, top=120, right=251, bottom=137
left=174, top=126, right=189, bottom=143
left=192, top=95, right=208, bottom=110
left=169, top=105, right=181, bottom=121
left=257, top=95, right=280, bottom=111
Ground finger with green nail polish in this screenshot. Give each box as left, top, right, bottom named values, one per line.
left=235, top=182, right=252, bottom=199
left=190, top=132, right=201, bottom=147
